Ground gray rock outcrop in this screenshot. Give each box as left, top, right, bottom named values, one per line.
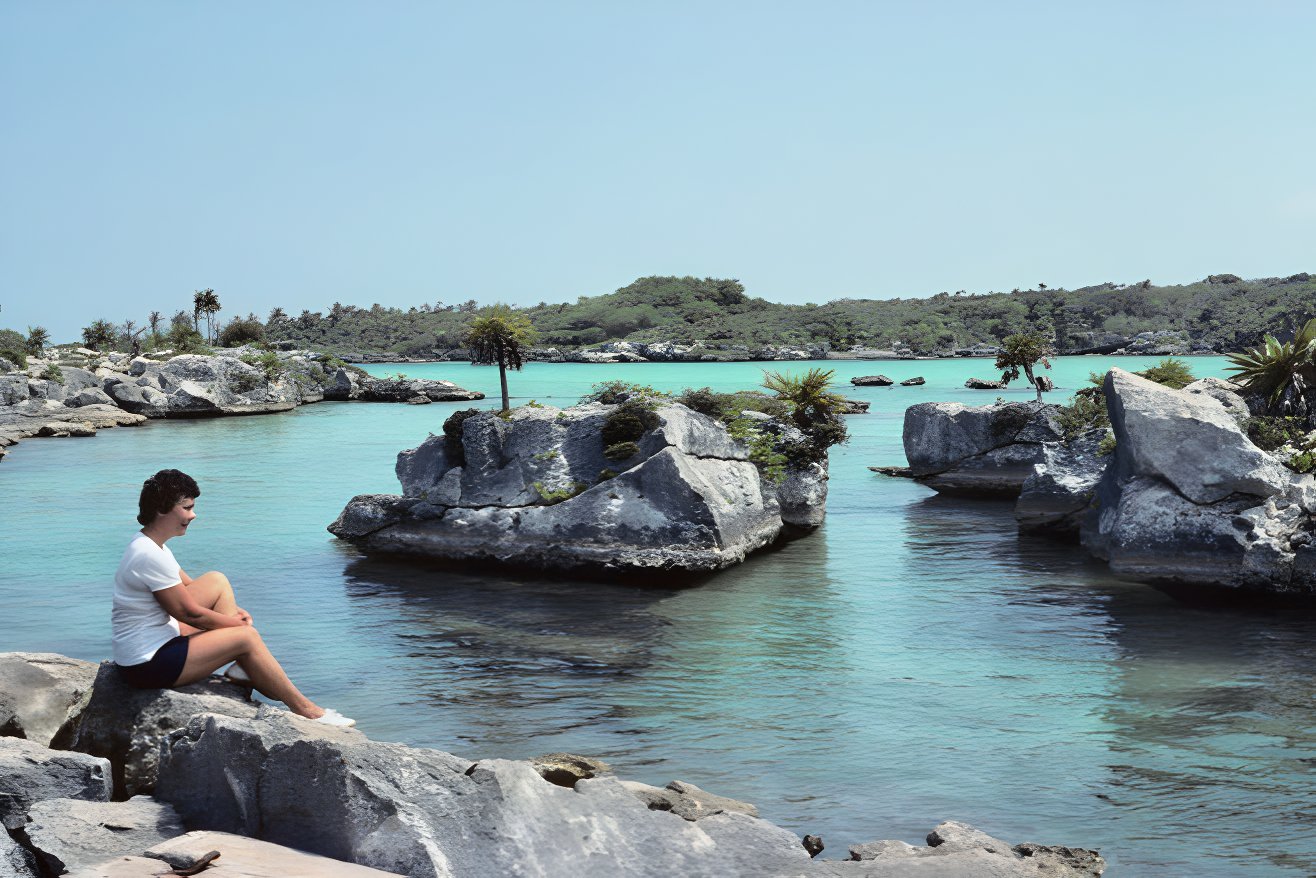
left=902, top=402, right=1063, bottom=497
left=68, top=664, right=257, bottom=797
left=1078, top=370, right=1316, bottom=593
left=15, top=797, right=183, bottom=875
left=0, top=737, right=111, bottom=824
left=331, top=402, right=829, bottom=574
left=965, top=377, right=1007, bottom=390
left=0, top=350, right=482, bottom=464
left=1014, top=429, right=1108, bottom=537
left=850, top=375, right=893, bottom=386
left=156, top=709, right=812, bottom=878
left=0, top=653, right=98, bottom=747
left=900, top=377, right=925, bottom=386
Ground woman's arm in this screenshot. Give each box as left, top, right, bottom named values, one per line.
left=152, top=584, right=246, bottom=630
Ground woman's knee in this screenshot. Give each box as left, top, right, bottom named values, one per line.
left=203, top=570, right=232, bottom=589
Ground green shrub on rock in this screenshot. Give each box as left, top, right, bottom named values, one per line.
left=602, top=400, right=659, bottom=447
left=604, top=441, right=641, bottom=461
left=0, top=348, right=28, bottom=370
left=40, top=364, right=64, bottom=384
left=533, top=480, right=588, bottom=504
left=1135, top=357, right=1195, bottom=389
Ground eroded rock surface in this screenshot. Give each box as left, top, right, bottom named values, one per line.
left=0, top=737, right=111, bottom=824
left=331, top=402, right=829, bottom=574
left=156, top=709, right=812, bottom=878
left=0, top=653, right=98, bottom=747
left=15, top=797, right=182, bottom=875
left=902, top=402, right=1062, bottom=497
left=1078, top=369, right=1316, bottom=594
left=68, top=664, right=257, bottom=797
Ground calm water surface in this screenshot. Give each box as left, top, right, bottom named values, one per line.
left=3, top=356, right=1314, bottom=876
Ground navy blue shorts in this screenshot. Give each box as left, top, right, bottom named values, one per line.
left=115, top=635, right=190, bottom=689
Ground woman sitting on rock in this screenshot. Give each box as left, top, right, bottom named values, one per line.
left=112, top=469, right=354, bottom=726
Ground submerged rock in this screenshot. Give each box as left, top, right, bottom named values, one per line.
left=330, top=402, right=829, bottom=574
left=902, top=401, right=1062, bottom=497
left=822, top=821, right=1105, bottom=876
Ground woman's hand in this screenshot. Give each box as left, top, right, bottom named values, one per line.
left=234, top=607, right=254, bottom=626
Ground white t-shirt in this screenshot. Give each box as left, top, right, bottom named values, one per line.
left=112, top=532, right=184, bottom=666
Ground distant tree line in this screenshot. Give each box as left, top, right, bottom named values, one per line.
left=3, top=272, right=1313, bottom=360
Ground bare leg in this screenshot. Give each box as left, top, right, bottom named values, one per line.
left=184, top=571, right=238, bottom=615
left=173, top=627, right=325, bottom=719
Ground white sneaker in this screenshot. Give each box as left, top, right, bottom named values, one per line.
left=222, top=662, right=252, bottom=684
left=314, top=708, right=356, bottom=728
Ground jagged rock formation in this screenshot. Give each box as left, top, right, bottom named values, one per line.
left=0, top=652, right=1106, bottom=878
left=330, top=402, right=829, bottom=574
left=902, top=402, right=1063, bottom=497
left=0, top=654, right=97, bottom=748
left=900, top=370, right=1316, bottom=593
left=0, top=350, right=482, bottom=463
left=1078, top=370, right=1315, bottom=593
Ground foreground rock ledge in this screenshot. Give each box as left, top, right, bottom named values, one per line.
left=0, top=652, right=1105, bottom=878
left=330, top=401, right=830, bottom=575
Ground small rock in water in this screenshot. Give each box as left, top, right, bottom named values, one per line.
left=900, top=376, right=925, bottom=386
left=531, top=753, right=612, bottom=788
left=802, top=834, right=824, bottom=857
left=965, top=377, right=1007, bottom=390
left=850, top=375, right=893, bottom=386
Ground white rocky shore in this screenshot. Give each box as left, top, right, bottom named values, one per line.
left=0, top=348, right=482, bottom=464
left=0, top=652, right=1106, bottom=877
left=891, top=369, right=1316, bottom=595
left=331, top=400, right=830, bottom=575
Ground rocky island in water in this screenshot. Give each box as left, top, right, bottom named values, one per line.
left=330, top=385, right=832, bottom=576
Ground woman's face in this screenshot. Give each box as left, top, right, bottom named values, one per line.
left=155, top=497, right=197, bottom=538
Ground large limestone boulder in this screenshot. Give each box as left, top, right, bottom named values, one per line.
left=332, top=402, right=828, bottom=574
left=357, top=375, right=484, bottom=402
left=156, top=709, right=812, bottom=878
left=1076, top=369, right=1316, bottom=594
left=1103, top=369, right=1288, bottom=504
left=0, top=737, right=111, bottom=824
left=14, top=797, right=183, bottom=876
left=0, top=653, right=98, bottom=747
left=902, top=402, right=1063, bottom=497
left=68, top=664, right=257, bottom=797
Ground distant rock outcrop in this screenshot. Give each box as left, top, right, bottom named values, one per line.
left=964, top=377, right=1007, bottom=390
left=330, top=401, right=829, bottom=574
left=850, top=375, right=893, bottom=386
left=901, top=401, right=1063, bottom=497
left=0, top=350, right=482, bottom=464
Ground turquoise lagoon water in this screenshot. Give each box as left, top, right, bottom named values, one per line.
left=3, top=356, right=1315, bottom=876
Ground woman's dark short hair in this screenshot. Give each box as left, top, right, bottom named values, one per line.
left=137, top=469, right=200, bottom=526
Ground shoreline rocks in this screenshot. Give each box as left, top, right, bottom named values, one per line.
left=0, top=652, right=1107, bottom=878
left=330, top=401, right=829, bottom=575
left=0, top=349, right=482, bottom=464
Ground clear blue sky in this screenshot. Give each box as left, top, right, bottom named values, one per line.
left=3, top=1, right=1313, bottom=341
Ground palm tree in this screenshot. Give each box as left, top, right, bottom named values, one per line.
left=464, top=304, right=536, bottom=411
left=995, top=332, right=1055, bottom=403
left=761, top=367, right=849, bottom=457
left=25, top=326, right=49, bottom=357
left=193, top=289, right=221, bottom=343
left=1227, top=317, right=1316, bottom=414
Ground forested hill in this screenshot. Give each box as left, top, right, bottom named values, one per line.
left=262, top=272, right=1315, bottom=358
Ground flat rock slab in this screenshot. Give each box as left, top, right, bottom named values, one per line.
left=0, top=652, right=99, bottom=748
left=19, top=796, right=183, bottom=875
left=66, top=831, right=406, bottom=877
left=0, top=737, right=111, bottom=824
